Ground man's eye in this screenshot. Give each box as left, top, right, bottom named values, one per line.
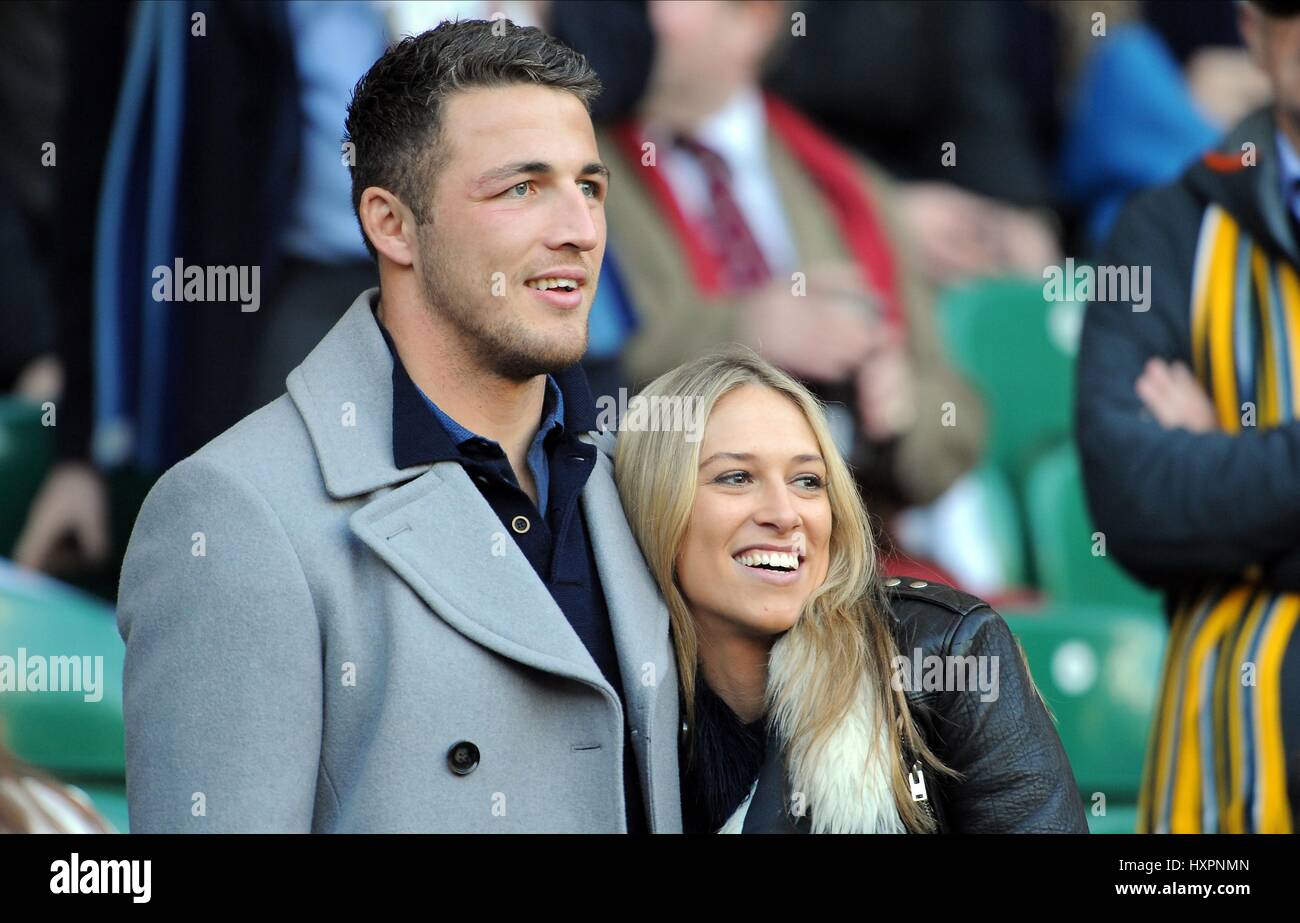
left=505, top=181, right=533, bottom=197
left=579, top=180, right=601, bottom=198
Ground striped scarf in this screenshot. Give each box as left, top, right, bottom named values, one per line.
left=1139, top=203, right=1300, bottom=833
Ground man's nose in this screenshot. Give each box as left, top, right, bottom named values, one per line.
left=545, top=184, right=601, bottom=251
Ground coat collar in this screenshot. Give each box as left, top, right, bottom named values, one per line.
left=286, top=293, right=677, bottom=831
left=1188, top=105, right=1300, bottom=265
left=286, top=287, right=604, bottom=496
left=286, top=288, right=430, bottom=499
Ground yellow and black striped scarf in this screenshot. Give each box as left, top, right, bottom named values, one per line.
left=1139, top=204, right=1300, bottom=833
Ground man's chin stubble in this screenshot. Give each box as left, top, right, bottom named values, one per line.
left=482, top=329, right=588, bottom=381
left=418, top=261, right=586, bottom=380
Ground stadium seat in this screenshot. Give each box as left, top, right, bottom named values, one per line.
left=1086, top=802, right=1140, bottom=834
left=939, top=277, right=1083, bottom=485
left=1001, top=601, right=1166, bottom=806
left=0, top=398, right=55, bottom=558
left=0, top=558, right=126, bottom=829
left=1024, top=442, right=1163, bottom=611
left=966, top=461, right=1031, bottom=588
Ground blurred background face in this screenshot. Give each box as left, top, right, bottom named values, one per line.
left=1241, top=3, right=1300, bottom=134
left=676, top=384, right=833, bottom=643
left=414, top=83, right=606, bottom=380
left=642, top=0, right=784, bottom=129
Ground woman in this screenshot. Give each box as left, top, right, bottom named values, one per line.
left=613, top=348, right=1087, bottom=833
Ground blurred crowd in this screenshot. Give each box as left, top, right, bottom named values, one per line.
left=0, top=0, right=1292, bottom=833
left=0, top=0, right=1257, bottom=594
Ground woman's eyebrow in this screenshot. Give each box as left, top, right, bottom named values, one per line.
left=698, top=451, right=824, bottom=467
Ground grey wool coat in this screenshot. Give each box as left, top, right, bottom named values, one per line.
left=116, top=289, right=683, bottom=833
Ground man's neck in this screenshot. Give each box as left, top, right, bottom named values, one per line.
left=376, top=291, right=547, bottom=470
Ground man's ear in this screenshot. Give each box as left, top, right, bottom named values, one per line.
left=1238, top=2, right=1266, bottom=70
left=359, top=187, right=418, bottom=267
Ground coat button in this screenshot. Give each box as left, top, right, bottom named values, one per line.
left=511, top=515, right=530, bottom=534
left=909, top=580, right=928, bottom=588
left=447, top=741, right=480, bottom=775
left=883, top=577, right=901, bottom=587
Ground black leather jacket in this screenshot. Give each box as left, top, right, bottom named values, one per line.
left=739, top=579, right=1090, bottom=833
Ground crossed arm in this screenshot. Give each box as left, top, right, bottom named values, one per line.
left=1075, top=195, right=1300, bottom=591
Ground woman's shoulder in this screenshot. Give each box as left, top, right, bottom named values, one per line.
left=883, top=576, right=1002, bottom=657
left=884, top=578, right=1090, bottom=832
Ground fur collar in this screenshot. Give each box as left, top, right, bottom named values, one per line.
left=683, top=627, right=907, bottom=834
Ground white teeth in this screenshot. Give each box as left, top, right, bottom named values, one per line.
left=527, top=277, right=578, bottom=291
left=733, top=551, right=800, bottom=571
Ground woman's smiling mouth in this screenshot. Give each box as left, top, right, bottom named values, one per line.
left=731, top=546, right=805, bottom=585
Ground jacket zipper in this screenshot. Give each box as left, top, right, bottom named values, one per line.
left=910, top=759, right=937, bottom=825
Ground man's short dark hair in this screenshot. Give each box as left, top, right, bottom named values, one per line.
left=343, top=18, right=603, bottom=260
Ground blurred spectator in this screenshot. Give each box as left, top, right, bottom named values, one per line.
left=18, top=1, right=291, bottom=581
left=763, top=0, right=1062, bottom=286
left=0, top=744, right=114, bottom=833
left=1076, top=0, right=1300, bottom=833
left=0, top=1, right=63, bottom=399
left=15, top=2, right=387, bottom=584
left=1030, top=0, right=1271, bottom=247
left=596, top=0, right=985, bottom=567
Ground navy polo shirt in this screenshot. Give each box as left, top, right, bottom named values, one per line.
left=423, top=374, right=564, bottom=515
left=373, top=306, right=648, bottom=834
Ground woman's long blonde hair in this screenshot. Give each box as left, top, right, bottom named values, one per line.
left=614, top=347, right=959, bottom=832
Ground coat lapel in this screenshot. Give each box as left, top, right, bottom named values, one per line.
left=579, top=443, right=670, bottom=726
left=580, top=433, right=678, bottom=828
left=348, top=463, right=615, bottom=694
left=288, top=289, right=616, bottom=697
left=290, top=294, right=680, bottom=829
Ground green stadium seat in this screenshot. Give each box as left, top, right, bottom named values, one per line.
left=1024, top=443, right=1163, bottom=611
left=1001, top=602, right=1166, bottom=804
left=69, top=780, right=129, bottom=833
left=939, top=277, right=1083, bottom=485
left=0, top=558, right=125, bottom=829
left=0, top=398, right=55, bottom=558
left=966, top=461, right=1031, bottom=587
left=1086, top=802, right=1139, bottom=834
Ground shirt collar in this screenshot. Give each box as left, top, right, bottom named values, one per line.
left=371, top=302, right=597, bottom=469
left=428, top=371, right=565, bottom=450
left=663, top=84, right=768, bottom=175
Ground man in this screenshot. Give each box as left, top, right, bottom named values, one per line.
left=597, top=0, right=984, bottom=525
left=1076, top=0, right=1300, bottom=834
left=116, top=19, right=680, bottom=833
